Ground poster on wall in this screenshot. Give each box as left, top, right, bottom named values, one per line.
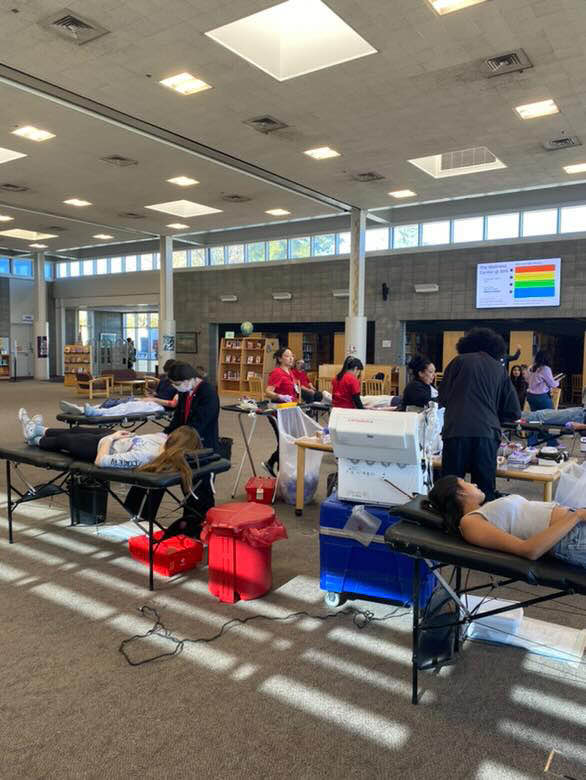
left=176, top=332, right=198, bottom=353
left=476, top=258, right=561, bottom=309
left=37, top=335, right=48, bottom=358
left=162, top=335, right=175, bottom=352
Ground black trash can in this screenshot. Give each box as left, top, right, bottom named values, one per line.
left=218, top=437, right=233, bottom=462
left=69, top=477, right=109, bottom=525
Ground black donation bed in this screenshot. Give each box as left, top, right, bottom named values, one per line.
left=385, top=495, right=586, bottom=704
left=0, top=444, right=230, bottom=590
left=56, top=409, right=170, bottom=432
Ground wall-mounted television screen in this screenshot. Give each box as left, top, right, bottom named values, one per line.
left=476, top=258, right=561, bottom=309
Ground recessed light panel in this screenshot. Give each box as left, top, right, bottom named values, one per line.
left=304, top=146, right=340, bottom=160
left=0, top=146, right=27, bottom=165
left=266, top=208, right=291, bottom=216
left=409, top=146, right=506, bottom=178
left=167, top=223, right=190, bottom=230
left=0, top=215, right=14, bottom=222
left=64, top=198, right=92, bottom=207
left=389, top=190, right=416, bottom=198
left=205, top=0, right=376, bottom=82
left=564, top=163, right=586, bottom=174
left=12, top=126, right=55, bottom=142
left=167, top=176, right=199, bottom=187
left=160, top=72, right=212, bottom=95
left=515, top=99, right=559, bottom=119
left=29, top=243, right=48, bottom=248
left=93, top=233, right=113, bottom=239
left=145, top=200, right=222, bottom=218
left=0, top=229, right=57, bottom=240
left=427, top=0, right=488, bottom=14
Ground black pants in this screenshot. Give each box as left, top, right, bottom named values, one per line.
left=266, top=413, right=279, bottom=471
left=441, top=435, right=499, bottom=501
left=38, top=427, right=109, bottom=461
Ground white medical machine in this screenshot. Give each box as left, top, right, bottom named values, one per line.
left=329, top=405, right=443, bottom=506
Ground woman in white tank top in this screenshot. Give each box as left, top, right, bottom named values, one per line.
left=429, top=475, right=586, bottom=568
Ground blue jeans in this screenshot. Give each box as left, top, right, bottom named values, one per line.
left=526, top=392, right=554, bottom=446
left=553, top=521, right=586, bottom=569
left=524, top=407, right=585, bottom=426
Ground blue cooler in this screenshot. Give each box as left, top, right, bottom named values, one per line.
left=319, top=491, right=435, bottom=608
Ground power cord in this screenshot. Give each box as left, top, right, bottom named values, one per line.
left=119, top=603, right=410, bottom=667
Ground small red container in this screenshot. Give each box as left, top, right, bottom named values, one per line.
left=128, top=531, right=203, bottom=577
left=202, top=503, right=287, bottom=603
left=245, top=476, right=276, bottom=504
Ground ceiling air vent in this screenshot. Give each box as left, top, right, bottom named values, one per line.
left=440, top=146, right=496, bottom=172
left=41, top=225, right=67, bottom=233
left=350, top=171, right=385, bottom=183
left=243, top=115, right=289, bottom=134
left=101, top=155, right=138, bottom=167
left=221, top=194, right=252, bottom=203
left=482, top=49, right=532, bottom=78
left=118, top=211, right=145, bottom=219
left=543, top=134, right=582, bottom=151
left=0, top=183, right=29, bottom=192
left=40, top=8, right=110, bottom=45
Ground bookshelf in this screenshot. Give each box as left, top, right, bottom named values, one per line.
left=288, top=332, right=319, bottom=371
left=218, top=335, right=279, bottom=398
left=64, top=344, right=92, bottom=386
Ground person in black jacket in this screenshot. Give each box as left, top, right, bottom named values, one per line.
left=439, top=327, right=521, bottom=501
left=401, top=354, right=438, bottom=409
left=165, top=361, right=220, bottom=453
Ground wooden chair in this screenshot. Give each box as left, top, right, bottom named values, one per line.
left=248, top=376, right=264, bottom=399
left=551, top=387, right=561, bottom=410
left=75, top=372, right=111, bottom=400
left=318, top=377, right=333, bottom=395
left=144, top=376, right=159, bottom=394
left=388, top=367, right=400, bottom=395
left=361, top=379, right=384, bottom=395
left=571, top=374, right=583, bottom=405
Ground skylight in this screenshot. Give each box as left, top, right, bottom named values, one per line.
left=427, top=0, right=489, bottom=14
left=145, top=200, right=222, bottom=218
left=160, top=73, right=212, bottom=95
left=12, top=126, right=55, bottom=142
left=0, top=229, right=57, bottom=241
left=408, top=146, right=506, bottom=178
left=0, top=146, right=27, bottom=165
left=515, top=99, right=559, bottom=120
left=205, top=0, right=377, bottom=82
left=167, top=176, right=199, bottom=187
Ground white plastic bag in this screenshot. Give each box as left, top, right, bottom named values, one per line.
left=276, top=407, right=323, bottom=505
left=554, top=461, right=586, bottom=509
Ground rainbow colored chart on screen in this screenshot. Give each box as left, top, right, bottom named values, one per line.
left=476, top=257, right=561, bottom=309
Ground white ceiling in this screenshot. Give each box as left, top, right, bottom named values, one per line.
left=0, top=0, right=586, bottom=254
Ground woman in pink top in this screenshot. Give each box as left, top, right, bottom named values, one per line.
left=526, top=350, right=559, bottom=412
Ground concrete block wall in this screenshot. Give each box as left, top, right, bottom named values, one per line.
left=0, top=278, right=9, bottom=339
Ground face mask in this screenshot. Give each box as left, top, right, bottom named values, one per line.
left=173, top=379, right=193, bottom=393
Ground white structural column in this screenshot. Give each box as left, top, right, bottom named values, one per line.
left=33, top=252, right=50, bottom=380
left=159, top=236, right=176, bottom=368
left=345, top=207, right=367, bottom=363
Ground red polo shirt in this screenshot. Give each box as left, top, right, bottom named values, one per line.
left=267, top=366, right=299, bottom=400
left=292, top=368, right=311, bottom=388
left=332, top=372, right=361, bottom=408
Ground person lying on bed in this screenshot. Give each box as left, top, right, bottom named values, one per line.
left=59, top=398, right=165, bottom=417
left=18, top=408, right=199, bottom=487
left=429, top=475, right=586, bottom=568
left=521, top=405, right=586, bottom=431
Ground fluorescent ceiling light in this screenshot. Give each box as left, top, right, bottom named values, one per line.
left=64, top=198, right=92, bottom=207
left=304, top=146, right=340, bottom=160
left=265, top=208, right=291, bottom=216
left=167, top=222, right=190, bottom=230
left=515, top=99, right=559, bottom=120
left=272, top=291, right=292, bottom=300
left=414, top=283, right=439, bottom=293
left=160, top=72, right=212, bottom=95
left=332, top=289, right=349, bottom=298
left=0, top=146, right=27, bottom=165
left=167, top=176, right=199, bottom=187
left=563, top=163, right=586, bottom=174
left=12, top=125, right=55, bottom=142
left=0, top=215, right=14, bottom=222
left=427, top=0, right=488, bottom=14
left=93, top=233, right=113, bottom=240
left=409, top=146, right=506, bottom=178
left=146, top=200, right=222, bottom=218
left=29, top=243, right=48, bottom=248
left=205, top=0, right=376, bottom=82
left=220, top=294, right=238, bottom=302
left=0, top=229, right=57, bottom=240
left=389, top=190, right=416, bottom=199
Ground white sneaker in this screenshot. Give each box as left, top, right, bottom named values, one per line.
left=59, top=400, right=83, bottom=414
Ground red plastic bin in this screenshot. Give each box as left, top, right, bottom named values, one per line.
left=245, top=476, right=276, bottom=504
left=128, top=531, right=203, bottom=577
left=201, top=502, right=287, bottom=603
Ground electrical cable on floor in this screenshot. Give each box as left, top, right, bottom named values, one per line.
left=119, top=602, right=411, bottom=667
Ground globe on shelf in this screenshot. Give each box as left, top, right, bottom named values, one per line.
left=240, top=321, right=254, bottom=336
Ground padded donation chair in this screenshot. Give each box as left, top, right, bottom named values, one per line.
left=361, top=378, right=385, bottom=395
left=75, top=372, right=111, bottom=400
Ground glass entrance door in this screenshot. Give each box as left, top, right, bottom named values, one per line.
left=123, top=311, right=158, bottom=373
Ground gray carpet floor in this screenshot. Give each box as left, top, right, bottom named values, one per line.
left=0, top=380, right=585, bottom=779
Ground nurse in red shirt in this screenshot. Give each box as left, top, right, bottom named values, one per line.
left=262, top=347, right=298, bottom=477
left=332, top=357, right=364, bottom=409
left=292, top=359, right=315, bottom=391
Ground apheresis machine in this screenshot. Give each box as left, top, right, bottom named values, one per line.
left=328, top=405, right=443, bottom=506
